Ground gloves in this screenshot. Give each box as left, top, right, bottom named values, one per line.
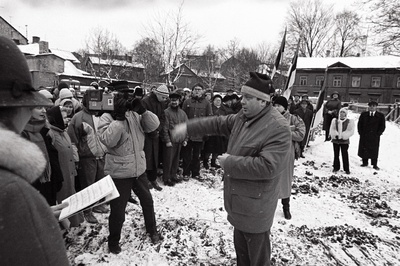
left=113, top=97, right=127, bottom=121
left=127, top=98, right=146, bottom=115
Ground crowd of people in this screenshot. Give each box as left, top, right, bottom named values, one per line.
left=0, top=35, right=386, bottom=266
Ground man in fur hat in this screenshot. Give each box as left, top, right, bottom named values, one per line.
left=172, top=72, right=291, bottom=266
left=0, top=36, right=69, bottom=265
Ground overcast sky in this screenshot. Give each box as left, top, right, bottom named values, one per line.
left=1, top=0, right=359, bottom=52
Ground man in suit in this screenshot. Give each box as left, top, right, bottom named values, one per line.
left=357, top=101, right=386, bottom=170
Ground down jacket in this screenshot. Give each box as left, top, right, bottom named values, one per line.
left=187, top=104, right=291, bottom=233
left=98, top=110, right=160, bottom=178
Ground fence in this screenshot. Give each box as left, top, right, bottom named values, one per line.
left=349, top=103, right=400, bottom=123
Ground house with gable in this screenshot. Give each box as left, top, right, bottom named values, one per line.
left=292, top=56, right=400, bottom=103
left=0, top=16, right=28, bottom=45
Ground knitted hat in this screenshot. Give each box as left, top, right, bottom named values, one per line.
left=38, top=89, right=53, bottom=100
left=0, top=36, right=53, bottom=107
left=59, top=88, right=73, bottom=100
left=155, top=84, right=169, bottom=96
left=273, top=96, right=288, bottom=110
left=241, top=72, right=274, bottom=101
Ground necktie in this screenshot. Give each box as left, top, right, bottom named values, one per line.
left=370, top=112, right=373, bottom=117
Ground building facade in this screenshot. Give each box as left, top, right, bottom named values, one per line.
left=0, top=16, right=28, bottom=45
left=292, top=56, right=400, bottom=103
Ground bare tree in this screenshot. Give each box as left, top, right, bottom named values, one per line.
left=286, top=0, right=335, bottom=57
left=142, top=1, right=201, bottom=84
left=367, top=0, right=400, bottom=55
left=84, top=27, right=129, bottom=80
left=132, top=37, right=163, bottom=84
left=332, top=10, right=363, bottom=57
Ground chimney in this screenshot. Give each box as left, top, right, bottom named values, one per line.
left=39, top=41, right=49, bottom=54
left=32, top=36, right=40, bottom=43
left=326, top=50, right=331, bottom=57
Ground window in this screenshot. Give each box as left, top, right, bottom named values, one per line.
left=371, top=77, right=381, bottom=88
left=397, top=77, right=400, bottom=88
left=316, top=76, right=324, bottom=86
left=352, top=76, right=361, bottom=87
left=300, top=76, right=307, bottom=86
left=333, top=76, right=342, bottom=87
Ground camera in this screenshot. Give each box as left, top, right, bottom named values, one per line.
left=86, top=89, right=115, bottom=111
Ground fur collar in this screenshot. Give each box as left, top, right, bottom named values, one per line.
left=0, top=126, right=46, bottom=184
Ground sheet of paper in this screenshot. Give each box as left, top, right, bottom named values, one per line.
left=59, top=175, right=119, bottom=220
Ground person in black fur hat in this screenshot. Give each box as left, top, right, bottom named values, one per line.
left=171, top=71, right=291, bottom=266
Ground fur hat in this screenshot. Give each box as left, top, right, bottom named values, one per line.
left=212, top=94, right=223, bottom=101
left=223, top=95, right=232, bottom=102
left=0, top=36, right=52, bottom=107
left=58, top=88, right=73, bottom=100
left=241, top=72, right=274, bottom=101
left=38, top=89, right=53, bottom=100
left=155, top=84, right=169, bottom=96
left=58, top=82, right=69, bottom=90
left=273, top=96, right=288, bottom=110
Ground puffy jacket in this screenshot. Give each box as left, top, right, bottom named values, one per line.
left=98, top=110, right=159, bottom=178
left=187, top=104, right=291, bottom=233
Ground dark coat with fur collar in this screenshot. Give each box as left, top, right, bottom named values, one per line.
left=0, top=126, right=69, bottom=266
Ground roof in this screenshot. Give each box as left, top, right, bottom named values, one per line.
left=18, top=43, right=80, bottom=63
left=62, top=61, right=90, bottom=76
left=162, top=63, right=225, bottom=79
left=297, top=56, right=400, bottom=69
left=88, top=56, right=144, bottom=68
left=0, top=16, right=28, bottom=43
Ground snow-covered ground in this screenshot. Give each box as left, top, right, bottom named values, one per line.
left=66, top=110, right=400, bottom=265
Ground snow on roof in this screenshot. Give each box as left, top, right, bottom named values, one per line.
left=88, top=56, right=144, bottom=68
left=62, top=60, right=90, bottom=76
left=297, top=55, right=400, bottom=69
left=196, top=70, right=226, bottom=80
left=50, top=49, right=80, bottom=64
left=18, top=43, right=39, bottom=55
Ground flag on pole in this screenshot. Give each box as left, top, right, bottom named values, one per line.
left=311, top=66, right=328, bottom=130
left=271, top=27, right=286, bottom=79
left=282, top=40, right=300, bottom=99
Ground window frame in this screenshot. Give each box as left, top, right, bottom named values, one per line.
left=333, top=76, right=342, bottom=87
left=371, top=76, right=381, bottom=88
left=351, top=76, right=361, bottom=87
left=299, top=76, right=307, bottom=86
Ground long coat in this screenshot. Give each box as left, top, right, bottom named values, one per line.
left=279, top=111, right=305, bottom=199
left=357, top=111, right=386, bottom=159
left=187, top=105, right=291, bottom=234
left=323, top=99, right=342, bottom=131
left=0, top=126, right=69, bottom=266
left=294, top=107, right=313, bottom=146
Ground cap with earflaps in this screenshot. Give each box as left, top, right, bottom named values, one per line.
left=0, top=36, right=53, bottom=107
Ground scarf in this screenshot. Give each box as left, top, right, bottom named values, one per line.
left=23, top=119, right=52, bottom=183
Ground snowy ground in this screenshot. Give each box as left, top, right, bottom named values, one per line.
left=66, top=110, right=400, bottom=266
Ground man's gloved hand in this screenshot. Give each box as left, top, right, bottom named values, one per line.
left=127, top=98, right=146, bottom=115
left=113, top=97, right=127, bottom=121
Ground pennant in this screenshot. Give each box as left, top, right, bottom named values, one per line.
left=282, top=40, right=300, bottom=100
left=271, top=27, right=286, bottom=79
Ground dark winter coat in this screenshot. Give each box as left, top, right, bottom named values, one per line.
left=161, top=106, right=188, bottom=144
left=294, top=107, right=313, bottom=146
left=182, top=96, right=213, bottom=142
left=0, top=126, right=69, bottom=266
left=141, top=92, right=168, bottom=170
left=203, top=105, right=230, bottom=154
left=357, top=111, right=386, bottom=159
left=323, top=99, right=342, bottom=131
left=186, top=104, right=291, bottom=234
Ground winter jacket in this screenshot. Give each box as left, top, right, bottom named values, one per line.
left=67, top=108, right=106, bottom=159
left=0, top=126, right=69, bottom=266
left=162, top=106, right=188, bottom=144
left=186, top=104, right=291, bottom=233
left=294, top=107, right=313, bottom=146
left=357, top=110, right=385, bottom=159
left=182, top=97, right=213, bottom=142
left=329, top=108, right=355, bottom=145
left=323, top=99, right=342, bottom=131
left=98, top=110, right=160, bottom=178
left=279, top=111, right=306, bottom=199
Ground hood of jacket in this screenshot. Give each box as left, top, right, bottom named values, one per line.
left=0, top=126, right=46, bottom=184
left=46, top=106, right=66, bottom=130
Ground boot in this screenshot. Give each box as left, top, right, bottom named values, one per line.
left=83, top=210, right=98, bottom=224
left=283, top=209, right=292, bottom=220
left=150, top=180, right=163, bottom=191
